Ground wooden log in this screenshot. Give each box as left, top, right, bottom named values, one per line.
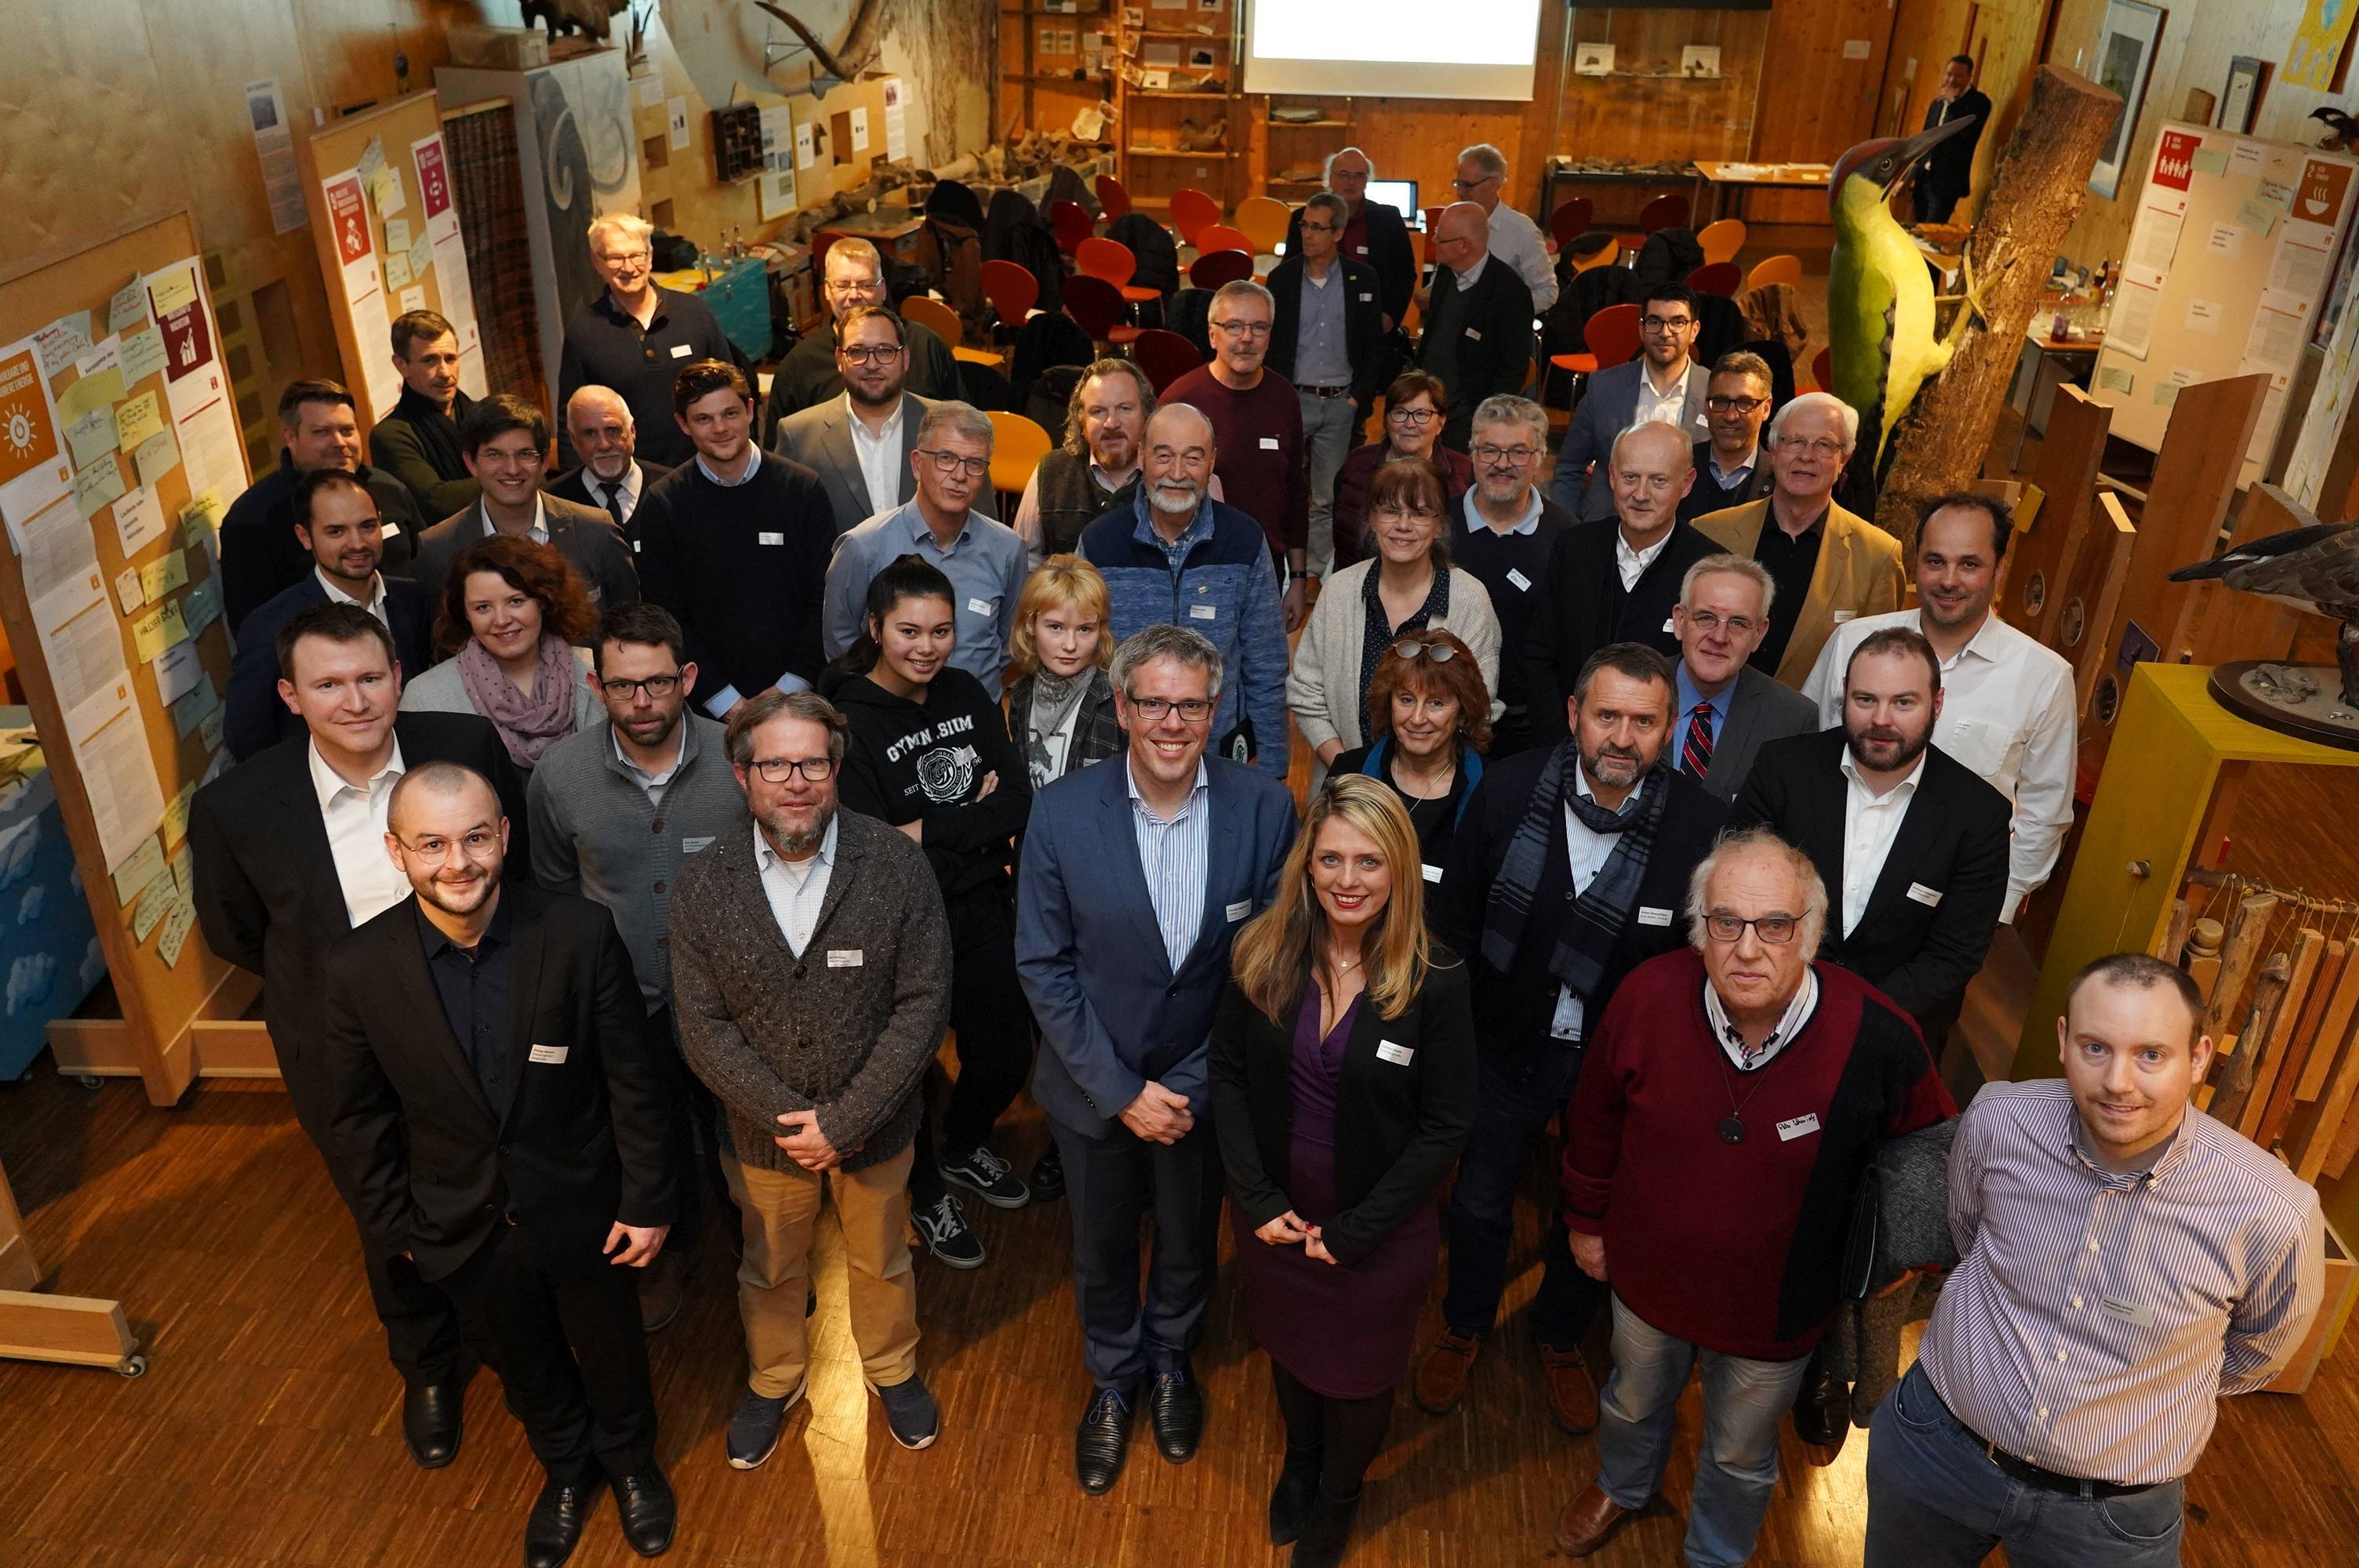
left=2305, top=996, right=2359, bottom=1181
left=2154, top=898, right=2195, bottom=964
left=2203, top=895, right=2280, bottom=1044
left=2186, top=916, right=2226, bottom=1000
left=2209, top=952, right=2292, bottom=1130
left=2248, top=929, right=2326, bottom=1145
left=1876, top=67, right=2123, bottom=552
left=2299, top=945, right=2359, bottom=1102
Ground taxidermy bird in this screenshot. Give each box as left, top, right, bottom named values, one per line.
left=2169, top=521, right=2359, bottom=705
left=2312, top=107, right=2359, bottom=153
left=1826, top=114, right=1989, bottom=469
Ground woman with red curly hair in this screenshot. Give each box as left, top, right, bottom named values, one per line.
left=400, top=534, right=602, bottom=770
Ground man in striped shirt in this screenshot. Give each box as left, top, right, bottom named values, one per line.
left=1866, top=951, right=2325, bottom=1566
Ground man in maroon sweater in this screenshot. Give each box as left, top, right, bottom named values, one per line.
left=1162, top=280, right=1311, bottom=631
left=1554, top=826, right=1952, bottom=1563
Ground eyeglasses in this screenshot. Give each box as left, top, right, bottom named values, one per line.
left=1705, top=395, right=1765, bottom=415
left=1209, top=319, right=1273, bottom=338
left=1640, top=314, right=1696, bottom=332
left=1682, top=610, right=1758, bottom=637
left=1299, top=220, right=1340, bottom=234
left=1704, top=913, right=1801, bottom=945
left=824, top=274, right=882, bottom=294
left=1392, top=640, right=1459, bottom=664
left=1386, top=406, right=1437, bottom=426
left=1449, top=174, right=1499, bottom=191
left=918, top=448, right=990, bottom=477
left=1776, top=435, right=1846, bottom=458
left=600, top=673, right=682, bottom=699
left=595, top=249, right=652, bottom=267
left=1125, top=695, right=1213, bottom=723
left=1471, top=443, right=1539, bottom=465
left=395, top=829, right=501, bottom=865
left=750, top=757, right=838, bottom=783
left=841, top=343, right=905, bottom=365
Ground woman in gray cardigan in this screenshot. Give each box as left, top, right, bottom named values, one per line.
left=399, top=534, right=601, bottom=770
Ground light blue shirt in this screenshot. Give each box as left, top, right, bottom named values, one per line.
left=822, top=499, right=1031, bottom=688
left=1671, top=664, right=1738, bottom=779
left=1128, top=756, right=1211, bottom=972
left=1460, top=485, right=1543, bottom=536
left=754, top=813, right=839, bottom=958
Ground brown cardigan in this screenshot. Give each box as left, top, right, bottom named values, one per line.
left=669, top=807, right=952, bottom=1173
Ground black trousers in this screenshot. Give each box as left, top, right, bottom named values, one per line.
left=443, top=1221, right=658, bottom=1485
left=1051, top=1114, right=1223, bottom=1393
left=648, top=1004, right=739, bottom=1254
left=1272, top=1364, right=1396, bottom=1497
left=940, top=884, right=1036, bottom=1156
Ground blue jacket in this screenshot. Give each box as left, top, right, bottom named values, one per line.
left=1016, top=753, right=1298, bottom=1138
left=225, top=572, right=435, bottom=762
left=1078, top=492, right=1290, bottom=778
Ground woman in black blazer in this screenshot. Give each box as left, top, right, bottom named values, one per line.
left=1213, top=775, right=1478, bottom=1568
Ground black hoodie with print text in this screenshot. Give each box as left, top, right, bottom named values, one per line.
left=826, top=666, right=1033, bottom=902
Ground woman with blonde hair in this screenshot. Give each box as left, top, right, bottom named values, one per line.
left=1211, top=776, right=1477, bottom=1567
left=1005, top=554, right=1122, bottom=792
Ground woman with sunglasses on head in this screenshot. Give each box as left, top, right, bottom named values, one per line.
left=1329, top=372, right=1472, bottom=570
left=1327, top=630, right=1491, bottom=887
left=1289, top=457, right=1499, bottom=789
left=820, top=554, right=1035, bottom=1270
left=1211, top=776, right=1476, bottom=1567
left=401, top=534, right=602, bottom=771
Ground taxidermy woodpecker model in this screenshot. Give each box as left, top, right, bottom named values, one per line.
left=2312, top=107, right=2359, bottom=153
left=1826, top=114, right=1988, bottom=469
left=2170, top=521, right=2359, bottom=706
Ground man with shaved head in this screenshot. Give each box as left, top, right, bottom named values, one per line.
left=322, top=758, right=682, bottom=1567
left=1416, top=201, right=1534, bottom=452
left=547, top=384, right=673, bottom=543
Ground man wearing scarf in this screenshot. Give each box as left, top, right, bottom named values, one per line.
left=369, top=309, right=482, bottom=519
left=1422, top=644, right=1727, bottom=1439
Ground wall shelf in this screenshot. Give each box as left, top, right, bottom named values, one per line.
left=1114, top=0, right=1245, bottom=208
left=1127, top=146, right=1239, bottom=158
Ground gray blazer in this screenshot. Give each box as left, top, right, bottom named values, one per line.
left=1551, top=360, right=1713, bottom=522
left=413, top=495, right=642, bottom=610
left=772, top=391, right=936, bottom=536
left=1692, top=665, right=1819, bottom=804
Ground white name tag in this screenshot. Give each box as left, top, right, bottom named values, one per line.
left=1259, top=436, right=1280, bottom=450
left=1833, top=609, right=1857, bottom=622
left=1422, top=862, right=1443, bottom=884
left=683, top=836, right=716, bottom=855
left=1907, top=881, right=1943, bottom=907
left=758, top=531, right=785, bottom=546
left=2100, top=1293, right=2157, bottom=1327
left=966, top=596, right=992, bottom=615
left=1189, top=603, right=1217, bottom=620
left=1464, top=328, right=1482, bottom=340
left=632, top=539, right=642, bottom=553
left=1358, top=292, right=1374, bottom=302
left=1507, top=567, right=1532, bottom=592
left=670, top=343, right=692, bottom=358
left=529, top=1043, right=569, bottom=1065
left=1376, top=1040, right=1415, bottom=1066
left=1226, top=898, right=1252, bottom=922
left=1777, top=1112, right=1821, bottom=1142
left=827, top=949, right=863, bottom=967
left=1354, top=244, right=1369, bottom=254
left=381, top=519, right=402, bottom=537
left=1636, top=906, right=1674, bottom=927
left=1662, top=617, right=1677, bottom=633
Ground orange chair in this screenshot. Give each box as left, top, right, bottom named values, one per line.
left=1169, top=187, right=1223, bottom=247
left=1194, top=223, right=1253, bottom=259
left=1696, top=217, right=1747, bottom=265
left=900, top=294, right=965, bottom=347
left=985, top=411, right=1054, bottom=499
left=1549, top=302, right=1644, bottom=380
left=1234, top=196, right=1292, bottom=258
left=1548, top=196, right=1596, bottom=249
left=1812, top=346, right=1834, bottom=392
left=980, top=260, right=1041, bottom=334
left=1747, top=253, right=1803, bottom=291
left=1076, top=237, right=1161, bottom=305
left=1094, top=172, right=1132, bottom=220
left=1188, top=249, right=1254, bottom=290
left=1062, top=273, right=1142, bottom=345
left=1049, top=200, right=1095, bottom=255
left=1133, top=328, right=1206, bottom=395
left=1687, top=261, right=1743, bottom=298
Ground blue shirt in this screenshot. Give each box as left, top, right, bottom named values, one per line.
left=1292, top=265, right=1352, bottom=390
left=1672, top=662, right=1737, bottom=779
left=821, top=499, right=1031, bottom=688
left=1127, top=755, right=1211, bottom=971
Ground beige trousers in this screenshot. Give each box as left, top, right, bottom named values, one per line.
left=722, top=1142, right=920, bottom=1398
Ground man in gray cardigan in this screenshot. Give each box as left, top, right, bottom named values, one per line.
left=670, top=689, right=953, bottom=1470
left=528, top=601, right=748, bottom=1332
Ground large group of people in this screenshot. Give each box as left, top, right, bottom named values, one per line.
left=187, top=167, right=2324, bottom=1568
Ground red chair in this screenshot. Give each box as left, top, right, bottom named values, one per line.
left=1619, top=191, right=1693, bottom=260
left=1077, top=237, right=1161, bottom=304
left=1133, top=328, right=1205, bottom=395
left=1094, top=173, right=1132, bottom=220
left=1549, top=303, right=1643, bottom=379
left=1687, top=261, right=1743, bottom=298
left=1548, top=196, right=1595, bottom=249
left=1194, top=223, right=1252, bottom=259
left=1813, top=345, right=1834, bottom=392
left=1049, top=200, right=1096, bottom=255
left=1188, top=249, right=1253, bottom=290
left=1062, top=273, right=1142, bottom=345
left=980, top=259, right=1041, bottom=334
left=1169, top=187, right=1223, bottom=247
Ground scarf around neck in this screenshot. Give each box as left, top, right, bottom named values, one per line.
left=457, top=633, right=580, bottom=770
left=1023, top=668, right=1093, bottom=789
left=1480, top=742, right=1670, bottom=1009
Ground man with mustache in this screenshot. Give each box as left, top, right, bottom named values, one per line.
left=1016, top=359, right=1157, bottom=568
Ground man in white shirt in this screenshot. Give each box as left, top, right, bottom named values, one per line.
left=1801, top=492, right=2075, bottom=922
left=550, top=385, right=673, bottom=542
left=1452, top=143, right=1557, bottom=312
left=772, top=305, right=939, bottom=537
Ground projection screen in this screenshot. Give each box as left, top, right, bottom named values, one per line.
left=1241, top=0, right=1547, bottom=101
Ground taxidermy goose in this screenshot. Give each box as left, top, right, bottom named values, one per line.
left=2169, top=521, right=2359, bottom=704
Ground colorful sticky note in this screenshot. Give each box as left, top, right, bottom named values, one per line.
left=132, top=876, right=175, bottom=942
left=409, top=233, right=434, bottom=283
left=108, top=278, right=150, bottom=336
left=111, top=833, right=168, bottom=906
left=114, top=567, right=145, bottom=615
left=170, top=843, right=194, bottom=902
left=158, top=780, right=198, bottom=848
left=131, top=600, right=190, bottom=662
left=133, top=426, right=179, bottom=490
left=2153, top=382, right=2179, bottom=407
left=198, top=705, right=225, bottom=752
left=385, top=218, right=413, bottom=256
left=171, top=678, right=219, bottom=738
left=73, top=456, right=127, bottom=519
left=383, top=252, right=413, bottom=292
left=2192, top=148, right=2231, bottom=178
left=120, top=328, right=169, bottom=387
left=115, top=390, right=165, bottom=453
left=2237, top=198, right=2281, bottom=237
left=2099, top=365, right=2135, bottom=394
left=139, top=550, right=189, bottom=602
left=183, top=575, right=224, bottom=637
left=56, top=365, right=125, bottom=423
left=181, top=490, right=225, bottom=545
left=147, top=269, right=196, bottom=317
left=64, top=407, right=116, bottom=470
left=158, top=895, right=198, bottom=966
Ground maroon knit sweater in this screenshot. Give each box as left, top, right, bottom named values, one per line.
left=1163, top=365, right=1310, bottom=560
left=1562, top=949, right=1953, bottom=1361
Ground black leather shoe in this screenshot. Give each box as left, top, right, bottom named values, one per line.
left=612, top=1468, right=677, bottom=1557
left=402, top=1378, right=465, bottom=1469
left=1268, top=1450, right=1322, bottom=1546
left=1147, top=1367, right=1203, bottom=1463
left=1075, top=1387, right=1132, bottom=1495
left=1791, top=1355, right=1851, bottom=1453
left=524, top=1477, right=600, bottom=1568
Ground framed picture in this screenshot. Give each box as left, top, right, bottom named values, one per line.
left=2088, top=0, right=2166, bottom=200
left=2221, top=56, right=2267, bottom=133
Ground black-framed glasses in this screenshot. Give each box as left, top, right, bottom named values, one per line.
left=750, top=757, right=837, bottom=783
left=1299, top=219, right=1341, bottom=234
left=1705, top=395, right=1765, bottom=414
left=1640, top=314, right=1696, bottom=332
left=1125, top=695, right=1213, bottom=723
left=841, top=344, right=904, bottom=365
left=1387, top=406, right=1438, bottom=426
left=918, top=448, right=990, bottom=477
left=1470, top=443, right=1539, bottom=465
left=1704, top=913, right=1800, bottom=945
left=1392, top=640, right=1459, bottom=664
left=1682, top=610, right=1757, bottom=637
left=599, top=673, right=682, bottom=699
left=1449, top=174, right=1499, bottom=191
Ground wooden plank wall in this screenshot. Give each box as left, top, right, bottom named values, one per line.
left=1747, top=0, right=1903, bottom=223
left=1881, top=0, right=2055, bottom=220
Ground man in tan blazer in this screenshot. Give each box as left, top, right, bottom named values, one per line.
left=1692, top=392, right=1903, bottom=687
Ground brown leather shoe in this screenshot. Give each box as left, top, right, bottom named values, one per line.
left=1539, top=1343, right=1599, bottom=1434
left=1412, top=1330, right=1484, bottom=1414
left=1554, top=1482, right=1632, bottom=1556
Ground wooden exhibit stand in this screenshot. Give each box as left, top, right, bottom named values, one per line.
left=0, top=1153, right=139, bottom=1376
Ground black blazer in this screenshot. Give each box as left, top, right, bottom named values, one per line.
left=1730, top=728, right=2011, bottom=1040
left=1266, top=254, right=1387, bottom=409
left=189, top=711, right=532, bottom=1138
left=410, top=495, right=642, bottom=611
left=1285, top=198, right=1418, bottom=325
left=1524, top=521, right=1721, bottom=745
left=1209, top=955, right=1477, bottom=1266
left=1436, top=751, right=1727, bottom=1081
left=1419, top=260, right=1534, bottom=444
left=545, top=459, right=675, bottom=543
left=223, top=574, right=436, bottom=762
left=1920, top=89, right=1992, bottom=205
left=321, top=883, right=675, bottom=1284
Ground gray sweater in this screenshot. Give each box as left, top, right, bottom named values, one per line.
left=669, top=808, right=951, bottom=1171
left=525, top=713, right=748, bottom=1011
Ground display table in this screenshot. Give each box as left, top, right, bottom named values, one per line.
left=1692, top=160, right=1830, bottom=222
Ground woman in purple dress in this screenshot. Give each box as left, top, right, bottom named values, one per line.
left=1212, top=776, right=1477, bottom=1567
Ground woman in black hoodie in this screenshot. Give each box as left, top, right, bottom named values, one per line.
left=823, top=554, right=1035, bottom=1270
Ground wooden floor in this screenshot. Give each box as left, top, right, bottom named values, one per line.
left=5, top=1065, right=2359, bottom=1568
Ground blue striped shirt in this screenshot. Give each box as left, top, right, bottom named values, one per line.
left=1921, top=1079, right=2324, bottom=1485
left=1127, top=757, right=1210, bottom=971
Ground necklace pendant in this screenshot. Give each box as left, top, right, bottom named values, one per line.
left=1717, top=1114, right=1747, bottom=1145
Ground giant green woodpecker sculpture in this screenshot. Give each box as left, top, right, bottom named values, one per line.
left=1826, top=114, right=1989, bottom=469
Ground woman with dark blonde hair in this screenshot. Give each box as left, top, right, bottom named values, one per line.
left=1329, top=371, right=1473, bottom=568
left=1328, top=627, right=1492, bottom=880
left=399, top=533, right=601, bottom=769
left=1212, top=776, right=1477, bottom=1567
left=1005, top=554, right=1122, bottom=792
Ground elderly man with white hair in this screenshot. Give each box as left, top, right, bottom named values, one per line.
left=1692, top=390, right=1905, bottom=687
left=548, top=384, right=673, bottom=542
left=558, top=212, right=740, bottom=470
left=1554, top=825, right=1953, bottom=1566
left=1451, top=143, right=1556, bottom=313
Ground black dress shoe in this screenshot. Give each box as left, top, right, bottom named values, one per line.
left=1791, top=1355, right=1851, bottom=1451
left=612, top=1468, right=677, bottom=1557
left=1147, top=1367, right=1203, bottom=1463
left=525, top=1476, right=601, bottom=1568
left=402, top=1378, right=465, bottom=1469
left=1075, top=1386, right=1132, bottom=1495
left=1268, top=1450, right=1322, bottom=1545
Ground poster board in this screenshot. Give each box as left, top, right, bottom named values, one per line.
left=2094, top=123, right=2359, bottom=488
left=0, top=207, right=264, bottom=1108
left=296, top=93, right=488, bottom=430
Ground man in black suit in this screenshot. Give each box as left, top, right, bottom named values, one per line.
left=1524, top=422, right=1719, bottom=746
left=1281, top=148, right=1417, bottom=336
left=1679, top=352, right=1777, bottom=525
left=1268, top=192, right=1386, bottom=577
left=1667, top=554, right=1817, bottom=804
left=409, top=395, right=640, bottom=608
left=1419, top=201, right=1534, bottom=453
left=226, top=470, right=435, bottom=761
left=322, top=760, right=678, bottom=1568
left=547, top=385, right=672, bottom=546
left=1913, top=56, right=1991, bottom=223
left=191, top=602, right=531, bottom=1477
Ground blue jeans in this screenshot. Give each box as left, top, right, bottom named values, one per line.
left=1866, top=1363, right=2186, bottom=1567
left=1441, top=1045, right=1602, bottom=1348
left=1299, top=387, right=1358, bottom=577
left=1595, top=1294, right=1812, bottom=1568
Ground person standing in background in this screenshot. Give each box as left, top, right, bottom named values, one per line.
left=558, top=212, right=740, bottom=470
left=1912, top=56, right=1992, bottom=224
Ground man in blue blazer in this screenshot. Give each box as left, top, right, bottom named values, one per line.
left=1016, top=622, right=1298, bottom=1497
left=1550, top=283, right=1714, bottom=522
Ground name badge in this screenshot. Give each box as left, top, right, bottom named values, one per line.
left=1776, top=1112, right=1822, bottom=1142
left=966, top=596, right=993, bottom=615
left=827, top=949, right=863, bottom=967
left=1259, top=436, right=1281, bottom=450
left=1422, top=863, right=1443, bottom=883
left=1507, top=567, right=1532, bottom=593
left=1358, top=292, right=1374, bottom=302
left=529, top=1044, right=569, bottom=1065
left=1833, top=609, right=1857, bottom=623
left=381, top=519, right=402, bottom=537
left=2100, top=1294, right=2157, bottom=1327
left=758, top=531, right=785, bottom=546
left=1189, top=603, right=1217, bottom=620
left=1226, top=898, right=1252, bottom=922
left=670, top=343, right=692, bottom=358
left=683, top=836, right=716, bottom=855
left=1376, top=1040, right=1415, bottom=1066
left=1636, top=906, right=1674, bottom=927
left=1354, top=244, right=1369, bottom=254
left=1662, top=617, right=1677, bottom=633
left=1464, top=328, right=1482, bottom=340
left=632, top=539, right=642, bottom=553
left=1907, top=881, right=1943, bottom=907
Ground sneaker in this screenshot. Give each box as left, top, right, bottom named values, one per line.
left=939, top=1145, right=1030, bottom=1209
left=913, top=1192, right=987, bottom=1269
left=1030, top=1145, right=1067, bottom=1202
left=726, top=1380, right=805, bottom=1470
left=876, top=1374, right=941, bottom=1450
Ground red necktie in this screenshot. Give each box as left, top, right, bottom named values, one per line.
left=1682, top=701, right=1715, bottom=776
